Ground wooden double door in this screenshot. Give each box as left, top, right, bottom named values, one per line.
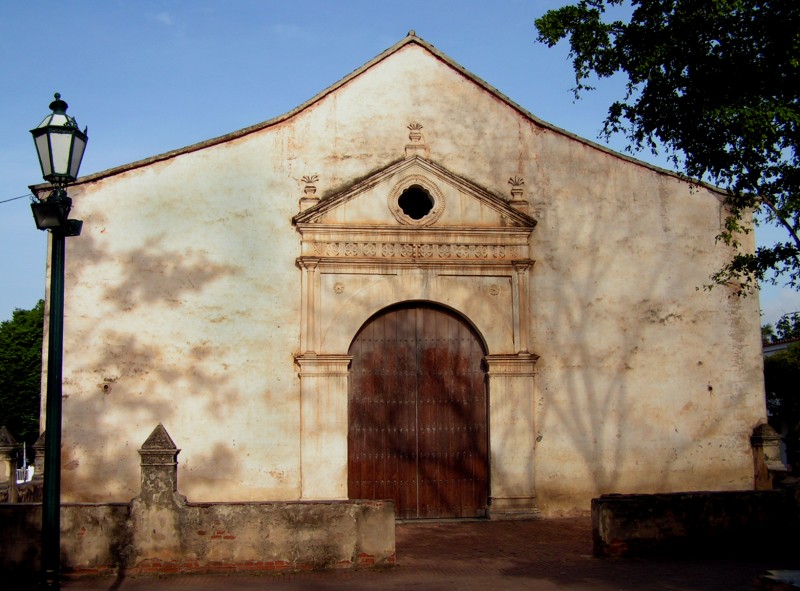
left=348, top=304, right=488, bottom=519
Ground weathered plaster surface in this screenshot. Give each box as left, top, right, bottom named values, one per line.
left=43, top=36, right=766, bottom=516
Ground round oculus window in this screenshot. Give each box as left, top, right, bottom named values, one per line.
left=398, top=185, right=434, bottom=220
left=388, top=176, right=445, bottom=226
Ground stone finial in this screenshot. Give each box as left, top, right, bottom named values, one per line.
left=141, top=423, right=178, bottom=451
left=299, top=174, right=320, bottom=212
left=508, top=176, right=529, bottom=215
left=302, top=174, right=319, bottom=194
left=405, top=122, right=429, bottom=158
left=138, top=423, right=182, bottom=505
left=407, top=122, right=423, bottom=142
left=0, top=426, right=18, bottom=450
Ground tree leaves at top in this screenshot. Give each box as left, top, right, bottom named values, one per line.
left=536, top=0, right=800, bottom=294
left=776, top=312, right=800, bottom=339
left=763, top=311, right=800, bottom=342
left=0, top=300, right=43, bottom=446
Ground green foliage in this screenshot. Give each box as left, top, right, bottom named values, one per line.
left=765, top=344, right=800, bottom=415
left=764, top=342, right=800, bottom=469
left=775, top=311, right=800, bottom=340
left=762, top=311, right=800, bottom=342
left=535, top=0, right=800, bottom=294
left=0, top=301, right=43, bottom=446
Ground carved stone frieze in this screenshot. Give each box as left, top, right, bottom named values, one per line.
left=300, top=240, right=522, bottom=260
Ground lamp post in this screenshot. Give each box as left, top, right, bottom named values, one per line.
left=30, top=93, right=87, bottom=590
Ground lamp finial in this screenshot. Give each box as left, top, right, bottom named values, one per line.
left=49, top=93, right=68, bottom=114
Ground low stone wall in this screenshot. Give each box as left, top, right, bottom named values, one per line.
left=0, top=499, right=395, bottom=575
left=592, top=489, right=799, bottom=558
left=0, top=425, right=395, bottom=576
left=0, top=503, right=130, bottom=574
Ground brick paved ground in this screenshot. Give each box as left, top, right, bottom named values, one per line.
left=7, top=517, right=798, bottom=590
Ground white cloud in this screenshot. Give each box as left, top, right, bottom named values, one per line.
left=270, top=23, right=302, bottom=38
left=154, top=12, right=173, bottom=26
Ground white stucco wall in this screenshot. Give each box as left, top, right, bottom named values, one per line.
left=49, top=38, right=765, bottom=515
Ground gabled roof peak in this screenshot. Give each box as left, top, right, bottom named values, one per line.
left=51, top=31, right=703, bottom=193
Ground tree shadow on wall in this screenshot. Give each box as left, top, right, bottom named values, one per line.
left=532, top=175, right=754, bottom=500
left=56, top=225, right=247, bottom=500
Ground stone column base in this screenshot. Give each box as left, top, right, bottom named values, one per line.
left=489, top=496, right=540, bottom=520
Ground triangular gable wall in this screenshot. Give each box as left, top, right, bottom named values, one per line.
left=47, top=33, right=698, bottom=195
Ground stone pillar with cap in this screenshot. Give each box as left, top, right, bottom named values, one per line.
left=130, top=423, right=185, bottom=564
left=751, top=422, right=789, bottom=489
left=0, top=426, right=20, bottom=502
left=137, top=423, right=182, bottom=506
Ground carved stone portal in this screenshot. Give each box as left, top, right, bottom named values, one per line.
left=292, top=156, right=540, bottom=513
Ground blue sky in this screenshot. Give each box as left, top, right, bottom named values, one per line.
left=1, top=0, right=797, bottom=326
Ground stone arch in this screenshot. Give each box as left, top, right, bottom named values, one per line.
left=345, top=298, right=489, bottom=356
left=318, top=281, right=510, bottom=356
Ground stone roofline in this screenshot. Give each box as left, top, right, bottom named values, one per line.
left=31, top=31, right=725, bottom=199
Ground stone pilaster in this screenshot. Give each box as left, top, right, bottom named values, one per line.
left=296, top=354, right=352, bottom=499
left=484, top=353, right=539, bottom=518
left=298, top=257, right=320, bottom=354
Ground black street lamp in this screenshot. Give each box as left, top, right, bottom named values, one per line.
left=30, top=93, right=87, bottom=590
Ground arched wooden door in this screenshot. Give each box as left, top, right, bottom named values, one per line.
left=348, top=303, right=488, bottom=519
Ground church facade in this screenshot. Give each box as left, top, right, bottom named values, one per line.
left=40, top=33, right=766, bottom=518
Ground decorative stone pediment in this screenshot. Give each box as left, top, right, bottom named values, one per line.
left=293, top=157, right=537, bottom=267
